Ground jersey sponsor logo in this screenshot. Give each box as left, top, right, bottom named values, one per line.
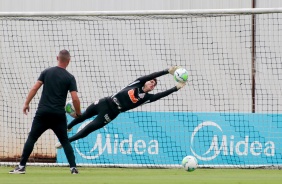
left=128, top=89, right=138, bottom=103
left=112, top=97, right=122, bottom=109
left=104, top=114, right=111, bottom=124
left=138, top=93, right=145, bottom=99
left=137, top=88, right=145, bottom=99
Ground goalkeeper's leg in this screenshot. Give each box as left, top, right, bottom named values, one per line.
left=67, top=103, right=99, bottom=130
left=55, top=113, right=107, bottom=149
left=68, top=114, right=106, bottom=143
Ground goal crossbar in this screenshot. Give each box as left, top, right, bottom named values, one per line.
left=0, top=8, right=282, bottom=17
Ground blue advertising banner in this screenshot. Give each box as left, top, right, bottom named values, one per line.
left=57, top=112, right=282, bottom=166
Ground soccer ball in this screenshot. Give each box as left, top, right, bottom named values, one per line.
left=181, top=155, right=198, bottom=172
left=65, top=100, right=76, bottom=118
left=174, top=68, right=188, bottom=83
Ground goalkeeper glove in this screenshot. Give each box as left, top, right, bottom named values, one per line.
left=168, top=66, right=181, bottom=75
left=176, top=82, right=186, bottom=90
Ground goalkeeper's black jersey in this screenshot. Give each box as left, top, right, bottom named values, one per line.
left=110, top=69, right=178, bottom=112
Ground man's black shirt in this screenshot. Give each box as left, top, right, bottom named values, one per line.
left=37, top=66, right=77, bottom=114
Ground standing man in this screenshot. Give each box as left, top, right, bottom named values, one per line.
left=9, top=50, right=82, bottom=174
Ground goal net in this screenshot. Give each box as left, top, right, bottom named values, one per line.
left=0, top=9, right=282, bottom=168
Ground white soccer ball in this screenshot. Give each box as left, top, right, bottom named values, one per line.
left=65, top=100, right=76, bottom=118
left=174, top=68, right=188, bottom=83
left=181, top=155, right=198, bottom=172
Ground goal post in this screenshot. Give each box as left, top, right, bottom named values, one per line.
left=0, top=8, right=282, bottom=168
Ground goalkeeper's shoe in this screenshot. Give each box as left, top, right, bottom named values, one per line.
left=71, top=167, right=79, bottom=174
left=9, top=165, right=26, bottom=174
left=55, top=142, right=62, bottom=149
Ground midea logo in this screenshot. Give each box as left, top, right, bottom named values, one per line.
left=190, top=121, right=275, bottom=161
left=74, top=120, right=159, bottom=159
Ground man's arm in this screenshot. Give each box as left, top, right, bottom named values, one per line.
left=70, top=91, right=81, bottom=117
left=148, top=87, right=178, bottom=103
left=147, top=82, right=186, bottom=103
left=23, top=81, right=43, bottom=115
left=136, top=66, right=180, bottom=83
left=136, top=69, right=169, bottom=84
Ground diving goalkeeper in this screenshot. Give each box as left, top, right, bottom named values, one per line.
left=55, top=66, right=186, bottom=148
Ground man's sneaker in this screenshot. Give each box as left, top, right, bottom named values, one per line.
left=67, top=128, right=73, bottom=132
left=55, top=142, right=62, bottom=149
left=9, top=166, right=26, bottom=174
left=70, top=167, right=79, bottom=174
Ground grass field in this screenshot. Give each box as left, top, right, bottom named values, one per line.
left=1, top=166, right=281, bottom=184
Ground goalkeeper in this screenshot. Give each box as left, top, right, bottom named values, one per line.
left=55, top=66, right=186, bottom=148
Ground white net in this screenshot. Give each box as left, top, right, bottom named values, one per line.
left=0, top=10, right=282, bottom=168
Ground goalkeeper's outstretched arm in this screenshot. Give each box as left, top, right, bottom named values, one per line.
left=147, top=82, right=186, bottom=103
left=136, top=66, right=181, bottom=84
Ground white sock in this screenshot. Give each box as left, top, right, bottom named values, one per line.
left=19, top=165, right=25, bottom=169
left=70, top=167, right=76, bottom=171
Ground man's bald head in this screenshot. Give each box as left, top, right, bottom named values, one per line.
left=58, top=49, right=70, bottom=62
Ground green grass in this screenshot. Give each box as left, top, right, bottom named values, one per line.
left=1, top=166, right=281, bottom=184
